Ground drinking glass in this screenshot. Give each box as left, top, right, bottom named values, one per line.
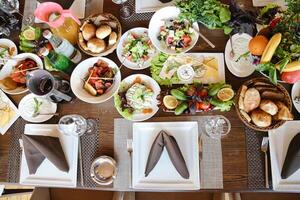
left=0, top=0, right=34, bottom=26
left=203, top=115, right=231, bottom=139
left=112, top=0, right=133, bottom=19
left=58, top=114, right=97, bottom=137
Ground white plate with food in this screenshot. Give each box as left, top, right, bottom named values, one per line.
left=148, top=6, right=199, bottom=55
left=71, top=57, right=121, bottom=104
left=114, top=74, right=161, bottom=121
left=0, top=89, right=19, bottom=135
left=117, top=27, right=157, bottom=70
left=0, top=38, right=18, bottom=69
left=18, top=94, right=57, bottom=123
left=19, top=124, right=78, bottom=188
left=151, top=53, right=225, bottom=85
left=269, top=121, right=300, bottom=191
left=0, top=53, right=43, bottom=95
left=132, top=121, right=200, bottom=190
left=225, top=33, right=255, bottom=77
left=292, top=81, right=300, bottom=113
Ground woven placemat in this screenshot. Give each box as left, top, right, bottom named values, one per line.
left=121, top=0, right=154, bottom=23
left=114, top=116, right=224, bottom=190
left=7, top=118, right=100, bottom=188
left=245, top=127, right=270, bottom=190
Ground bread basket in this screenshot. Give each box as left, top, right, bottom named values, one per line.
left=77, top=13, right=122, bottom=57
left=235, top=77, right=292, bottom=132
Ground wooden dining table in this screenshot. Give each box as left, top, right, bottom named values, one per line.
left=0, top=0, right=298, bottom=192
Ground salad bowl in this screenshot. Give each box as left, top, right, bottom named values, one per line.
left=117, top=27, right=157, bottom=70
left=149, top=6, right=199, bottom=55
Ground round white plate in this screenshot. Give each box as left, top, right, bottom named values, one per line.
left=148, top=6, right=199, bottom=55
left=71, top=57, right=121, bottom=104
left=0, top=38, right=18, bottom=57
left=117, top=27, right=157, bottom=70
left=115, top=74, right=161, bottom=122
left=224, top=33, right=255, bottom=77
left=292, top=81, right=300, bottom=113
left=19, top=94, right=57, bottom=123
left=0, top=53, right=43, bottom=95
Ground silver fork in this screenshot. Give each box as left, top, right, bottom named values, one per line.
left=198, top=134, right=203, bottom=161
left=127, top=139, right=133, bottom=188
left=229, top=35, right=235, bottom=59
left=261, top=137, right=269, bottom=188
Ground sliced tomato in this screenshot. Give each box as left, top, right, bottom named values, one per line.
left=196, top=101, right=211, bottom=110
left=182, top=35, right=192, bottom=45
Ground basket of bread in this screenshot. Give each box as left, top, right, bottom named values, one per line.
left=236, top=77, right=293, bottom=132
left=78, top=13, right=122, bottom=56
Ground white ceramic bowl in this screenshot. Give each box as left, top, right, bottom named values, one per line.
left=71, top=57, right=121, bottom=104
left=0, top=38, right=18, bottom=57
left=116, top=27, right=157, bottom=70
left=18, top=94, right=57, bottom=123
left=148, top=6, right=199, bottom=55
left=114, top=74, right=161, bottom=121
left=0, top=53, right=43, bottom=95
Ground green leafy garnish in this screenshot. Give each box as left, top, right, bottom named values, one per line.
left=33, top=97, right=43, bottom=115
left=256, top=62, right=278, bottom=84
left=176, top=0, right=231, bottom=34
left=210, top=97, right=234, bottom=112
left=0, top=48, right=8, bottom=58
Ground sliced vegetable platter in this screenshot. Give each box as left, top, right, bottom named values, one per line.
left=159, top=82, right=235, bottom=115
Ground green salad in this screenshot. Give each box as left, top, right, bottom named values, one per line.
left=123, top=31, right=155, bottom=64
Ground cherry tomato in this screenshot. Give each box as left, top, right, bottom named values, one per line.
left=196, top=101, right=211, bottom=110
left=198, top=88, right=208, bottom=98
left=182, top=35, right=191, bottom=45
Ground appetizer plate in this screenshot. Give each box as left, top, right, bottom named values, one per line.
left=20, top=124, right=78, bottom=188
left=117, top=27, right=157, bottom=70
left=0, top=53, right=43, bottom=95
left=18, top=94, right=57, bottom=123
left=0, top=38, right=18, bottom=58
left=114, top=74, right=161, bottom=122
left=0, top=89, right=19, bottom=135
left=71, top=57, right=121, bottom=104
left=135, top=0, right=174, bottom=13
left=132, top=121, right=200, bottom=190
left=291, top=81, right=300, bottom=113
left=269, top=121, right=300, bottom=191
left=148, top=6, right=199, bottom=55
left=224, top=33, right=255, bottom=77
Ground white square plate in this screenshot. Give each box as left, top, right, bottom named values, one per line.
left=0, top=89, right=19, bottom=135
left=19, top=124, right=78, bottom=188
left=135, top=0, right=174, bottom=13
left=132, top=121, right=200, bottom=190
left=269, top=121, right=300, bottom=191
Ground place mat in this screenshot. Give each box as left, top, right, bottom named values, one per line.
left=245, top=127, right=269, bottom=190
left=7, top=118, right=100, bottom=188
left=114, top=116, right=223, bottom=190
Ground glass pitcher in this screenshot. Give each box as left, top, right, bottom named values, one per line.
left=34, top=2, right=80, bottom=45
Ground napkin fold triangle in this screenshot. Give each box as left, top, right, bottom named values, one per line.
left=22, top=134, right=69, bottom=174
left=281, top=133, right=300, bottom=179
left=145, top=130, right=190, bottom=179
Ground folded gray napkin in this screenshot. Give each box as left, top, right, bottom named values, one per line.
left=22, top=134, right=69, bottom=174
left=144, top=130, right=189, bottom=179
left=281, top=133, right=300, bottom=179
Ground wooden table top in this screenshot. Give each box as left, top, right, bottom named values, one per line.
left=0, top=0, right=297, bottom=192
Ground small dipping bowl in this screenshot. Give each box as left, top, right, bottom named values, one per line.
left=90, top=156, right=118, bottom=185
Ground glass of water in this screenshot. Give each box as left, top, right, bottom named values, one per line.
left=112, top=0, right=133, bottom=19
left=58, top=115, right=97, bottom=137
left=203, top=115, right=231, bottom=139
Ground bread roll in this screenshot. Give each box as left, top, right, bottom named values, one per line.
left=96, top=25, right=112, bottom=39
left=244, top=88, right=261, bottom=113
left=259, top=99, right=278, bottom=115
left=108, top=31, right=117, bottom=46
left=82, top=23, right=96, bottom=41
left=251, top=109, right=272, bottom=127
left=238, top=85, right=248, bottom=110
left=87, top=38, right=106, bottom=53
left=273, top=101, right=294, bottom=121
left=241, top=110, right=251, bottom=123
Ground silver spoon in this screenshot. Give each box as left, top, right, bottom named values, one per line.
left=261, top=137, right=269, bottom=188
left=32, top=112, right=59, bottom=118
left=229, top=35, right=235, bottom=59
